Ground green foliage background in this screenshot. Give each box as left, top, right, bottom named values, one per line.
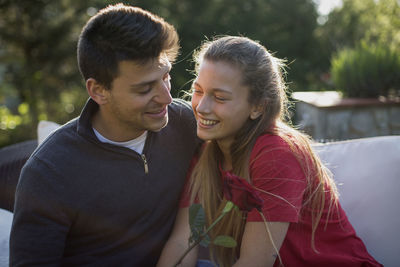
left=331, top=42, right=400, bottom=97
left=0, top=0, right=399, bottom=147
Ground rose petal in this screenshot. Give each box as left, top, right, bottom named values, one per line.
left=220, top=167, right=264, bottom=212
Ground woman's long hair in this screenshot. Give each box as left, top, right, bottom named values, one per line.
left=189, top=36, right=338, bottom=267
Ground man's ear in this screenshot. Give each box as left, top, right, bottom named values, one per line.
left=250, top=102, right=264, bottom=120
left=86, top=78, right=108, bottom=105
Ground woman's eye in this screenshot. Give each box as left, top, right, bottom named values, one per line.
left=163, top=73, right=171, bottom=82
left=193, top=89, right=203, bottom=95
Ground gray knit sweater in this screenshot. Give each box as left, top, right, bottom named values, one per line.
left=10, top=98, right=200, bottom=266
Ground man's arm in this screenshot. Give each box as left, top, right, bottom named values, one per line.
left=10, top=157, right=72, bottom=266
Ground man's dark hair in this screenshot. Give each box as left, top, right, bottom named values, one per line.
left=77, top=3, right=179, bottom=89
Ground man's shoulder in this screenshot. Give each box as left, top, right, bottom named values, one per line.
left=169, top=98, right=192, bottom=114
left=32, top=119, right=79, bottom=159
left=168, top=98, right=195, bottom=124
left=157, top=98, right=199, bottom=143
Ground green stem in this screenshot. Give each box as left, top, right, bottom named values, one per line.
left=173, top=210, right=228, bottom=266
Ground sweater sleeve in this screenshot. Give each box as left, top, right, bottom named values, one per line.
left=247, top=135, right=307, bottom=222
left=10, top=156, right=73, bottom=266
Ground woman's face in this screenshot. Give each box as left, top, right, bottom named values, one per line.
left=191, top=60, right=258, bottom=149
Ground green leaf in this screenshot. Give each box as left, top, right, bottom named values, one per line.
left=213, top=235, right=237, bottom=248
left=222, top=201, right=234, bottom=214
left=189, top=227, right=202, bottom=244
left=189, top=203, right=206, bottom=236
left=199, top=234, right=211, bottom=247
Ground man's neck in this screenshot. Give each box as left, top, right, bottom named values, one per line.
left=91, top=110, right=144, bottom=142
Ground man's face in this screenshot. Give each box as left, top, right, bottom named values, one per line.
left=101, top=56, right=172, bottom=141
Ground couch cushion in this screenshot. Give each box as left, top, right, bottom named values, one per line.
left=0, top=140, right=38, bottom=212
left=314, top=136, right=400, bottom=267
left=37, top=120, right=61, bottom=145
left=0, top=208, right=12, bottom=265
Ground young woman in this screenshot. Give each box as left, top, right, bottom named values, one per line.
left=157, top=36, right=382, bottom=267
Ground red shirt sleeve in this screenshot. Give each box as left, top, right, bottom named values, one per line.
left=247, top=135, right=307, bottom=222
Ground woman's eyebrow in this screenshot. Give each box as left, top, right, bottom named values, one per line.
left=193, top=82, right=232, bottom=94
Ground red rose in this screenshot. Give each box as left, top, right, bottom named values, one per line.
left=220, top=167, right=264, bottom=212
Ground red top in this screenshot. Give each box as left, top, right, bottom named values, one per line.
left=180, top=134, right=382, bottom=266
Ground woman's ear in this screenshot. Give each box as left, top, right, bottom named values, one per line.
left=250, top=102, right=264, bottom=120
left=86, top=78, right=108, bottom=105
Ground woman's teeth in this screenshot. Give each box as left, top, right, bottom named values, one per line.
left=200, top=118, right=218, bottom=125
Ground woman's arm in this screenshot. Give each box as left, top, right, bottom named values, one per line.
left=233, top=221, right=289, bottom=267
left=232, top=135, right=305, bottom=266
left=157, top=207, right=198, bottom=267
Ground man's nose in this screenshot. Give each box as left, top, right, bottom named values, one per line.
left=155, top=80, right=172, bottom=105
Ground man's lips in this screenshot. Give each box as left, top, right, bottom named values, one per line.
left=145, top=107, right=167, bottom=118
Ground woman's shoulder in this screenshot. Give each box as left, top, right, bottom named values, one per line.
left=250, top=132, right=303, bottom=170
left=252, top=133, right=291, bottom=154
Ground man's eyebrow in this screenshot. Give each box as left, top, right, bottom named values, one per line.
left=193, top=82, right=232, bottom=94
left=130, top=80, right=153, bottom=89
left=130, top=65, right=172, bottom=89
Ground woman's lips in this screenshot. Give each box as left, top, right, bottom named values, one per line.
left=197, top=117, right=219, bottom=128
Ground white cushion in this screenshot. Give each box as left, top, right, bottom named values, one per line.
left=0, top=208, right=13, bottom=265
left=314, top=136, right=400, bottom=267
left=37, top=120, right=61, bottom=145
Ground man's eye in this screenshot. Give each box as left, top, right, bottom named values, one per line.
left=193, top=89, right=203, bottom=95
left=215, top=95, right=226, bottom=101
left=138, top=87, right=152, bottom=94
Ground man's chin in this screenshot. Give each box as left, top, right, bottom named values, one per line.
left=148, top=117, right=169, bottom=132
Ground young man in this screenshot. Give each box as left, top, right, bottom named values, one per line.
left=10, top=4, right=200, bottom=266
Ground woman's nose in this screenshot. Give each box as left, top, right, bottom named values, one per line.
left=196, top=95, right=212, bottom=114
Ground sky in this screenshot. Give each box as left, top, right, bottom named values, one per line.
left=314, top=0, right=343, bottom=16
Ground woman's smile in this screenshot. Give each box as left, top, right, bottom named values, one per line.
left=198, top=117, right=219, bottom=127
left=191, top=59, right=256, bottom=147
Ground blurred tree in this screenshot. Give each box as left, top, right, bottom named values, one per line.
left=0, top=0, right=105, bottom=146
left=132, top=0, right=320, bottom=94
left=316, top=0, right=400, bottom=74
left=0, top=0, right=325, bottom=146
left=318, top=0, right=376, bottom=51
left=331, top=42, right=400, bottom=97
left=365, top=0, right=400, bottom=49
